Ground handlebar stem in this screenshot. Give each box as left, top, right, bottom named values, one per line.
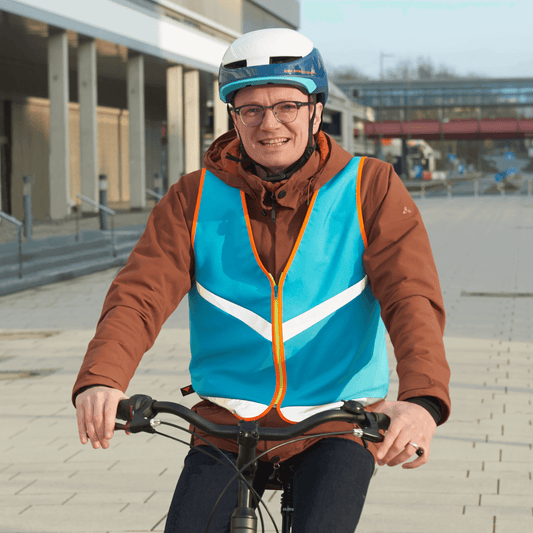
left=235, top=420, right=260, bottom=474
left=231, top=420, right=261, bottom=533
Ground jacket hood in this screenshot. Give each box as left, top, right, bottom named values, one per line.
left=203, top=129, right=353, bottom=210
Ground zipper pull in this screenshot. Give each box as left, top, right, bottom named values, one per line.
left=274, top=284, right=279, bottom=298
left=271, top=206, right=276, bottom=223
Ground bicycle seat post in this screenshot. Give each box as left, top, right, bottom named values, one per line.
left=231, top=420, right=260, bottom=533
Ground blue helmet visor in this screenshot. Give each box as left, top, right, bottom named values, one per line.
left=219, top=49, right=328, bottom=104
left=221, top=76, right=317, bottom=103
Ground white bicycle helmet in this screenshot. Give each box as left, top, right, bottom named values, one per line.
left=219, top=28, right=328, bottom=105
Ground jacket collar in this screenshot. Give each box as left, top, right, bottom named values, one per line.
left=203, top=130, right=353, bottom=211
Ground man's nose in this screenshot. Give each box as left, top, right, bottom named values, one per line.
left=260, top=107, right=279, bottom=129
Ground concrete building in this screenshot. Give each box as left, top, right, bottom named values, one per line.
left=322, top=81, right=375, bottom=157
left=337, top=77, right=533, bottom=122
left=0, top=0, right=299, bottom=222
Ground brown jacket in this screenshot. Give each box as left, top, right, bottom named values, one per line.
left=73, top=130, right=451, bottom=461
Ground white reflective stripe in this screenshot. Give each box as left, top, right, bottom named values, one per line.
left=203, top=396, right=385, bottom=422
left=282, top=276, right=368, bottom=341
left=196, top=276, right=367, bottom=343
left=196, top=282, right=272, bottom=341
left=280, top=398, right=384, bottom=422
left=202, top=396, right=269, bottom=419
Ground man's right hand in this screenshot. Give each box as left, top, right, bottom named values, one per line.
left=75, top=386, right=128, bottom=449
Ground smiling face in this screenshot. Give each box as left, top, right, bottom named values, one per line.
left=231, top=85, right=323, bottom=175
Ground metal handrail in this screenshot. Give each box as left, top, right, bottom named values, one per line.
left=76, top=194, right=117, bottom=258
left=146, top=189, right=163, bottom=200
left=0, top=210, right=23, bottom=278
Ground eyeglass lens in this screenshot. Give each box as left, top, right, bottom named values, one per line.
left=239, top=102, right=301, bottom=126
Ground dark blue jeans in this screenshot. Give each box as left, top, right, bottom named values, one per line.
left=164, top=438, right=375, bottom=533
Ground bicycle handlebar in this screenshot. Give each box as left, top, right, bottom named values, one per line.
left=116, top=395, right=390, bottom=443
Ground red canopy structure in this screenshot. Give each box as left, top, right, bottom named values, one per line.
left=363, top=118, right=533, bottom=140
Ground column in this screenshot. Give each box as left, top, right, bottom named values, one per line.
left=167, top=65, right=184, bottom=187
left=127, top=53, right=146, bottom=209
left=78, top=38, right=98, bottom=213
left=48, top=31, right=70, bottom=219
left=213, top=78, right=228, bottom=140
left=184, top=69, right=200, bottom=175
left=342, top=111, right=354, bottom=156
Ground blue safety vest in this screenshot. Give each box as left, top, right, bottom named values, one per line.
left=188, top=157, right=388, bottom=421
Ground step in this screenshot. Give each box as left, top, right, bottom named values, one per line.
left=0, top=225, right=145, bottom=297
left=0, top=232, right=142, bottom=281
left=0, top=226, right=144, bottom=267
left=0, top=252, right=131, bottom=297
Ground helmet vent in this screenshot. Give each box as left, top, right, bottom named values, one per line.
left=270, top=56, right=301, bottom=65
left=225, top=60, right=247, bottom=70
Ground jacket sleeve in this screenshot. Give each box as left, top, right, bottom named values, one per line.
left=71, top=174, right=200, bottom=404
left=360, top=158, right=451, bottom=424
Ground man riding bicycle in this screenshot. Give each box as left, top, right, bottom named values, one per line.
left=73, top=28, right=451, bottom=532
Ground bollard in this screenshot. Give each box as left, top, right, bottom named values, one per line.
left=447, top=181, right=452, bottom=199
left=421, top=183, right=426, bottom=199
left=22, top=175, right=32, bottom=239
left=154, top=173, right=163, bottom=200
left=474, top=180, right=478, bottom=198
left=528, top=179, right=532, bottom=197
left=73, top=203, right=80, bottom=241
left=99, top=174, right=108, bottom=231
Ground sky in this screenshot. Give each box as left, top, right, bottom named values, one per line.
left=298, top=1, right=533, bottom=80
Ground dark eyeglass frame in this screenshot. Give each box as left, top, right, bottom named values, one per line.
left=231, top=100, right=314, bottom=127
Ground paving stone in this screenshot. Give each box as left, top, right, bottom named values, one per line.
left=1, top=502, right=163, bottom=532
left=358, top=502, right=494, bottom=533
left=24, top=471, right=177, bottom=496
left=483, top=460, right=533, bottom=473
left=370, top=468, right=500, bottom=495
left=0, top=492, right=77, bottom=508
left=494, top=515, right=533, bottom=533
left=465, top=505, right=533, bottom=519
left=481, top=493, right=533, bottom=507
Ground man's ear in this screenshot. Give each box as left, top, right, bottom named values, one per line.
left=227, top=105, right=236, bottom=126
left=312, top=102, right=324, bottom=135
left=234, top=119, right=243, bottom=139
left=229, top=109, right=240, bottom=134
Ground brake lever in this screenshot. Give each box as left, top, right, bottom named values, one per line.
left=359, top=413, right=384, bottom=443
left=342, top=401, right=386, bottom=443
left=129, top=412, right=157, bottom=434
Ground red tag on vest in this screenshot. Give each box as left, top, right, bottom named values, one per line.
left=180, top=384, right=195, bottom=397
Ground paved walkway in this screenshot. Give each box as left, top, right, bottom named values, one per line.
left=0, top=195, right=532, bottom=532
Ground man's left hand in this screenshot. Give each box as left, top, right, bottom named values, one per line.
left=373, top=401, right=436, bottom=469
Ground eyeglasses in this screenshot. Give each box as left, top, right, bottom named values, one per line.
left=232, top=101, right=313, bottom=127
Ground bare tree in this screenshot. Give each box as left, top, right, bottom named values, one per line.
left=329, top=64, right=372, bottom=83
left=338, top=56, right=484, bottom=82
left=384, top=59, right=414, bottom=80
left=416, top=56, right=435, bottom=80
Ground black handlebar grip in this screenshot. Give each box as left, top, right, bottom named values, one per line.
left=116, top=394, right=155, bottom=422
left=116, top=398, right=134, bottom=421
left=373, top=412, right=391, bottom=430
